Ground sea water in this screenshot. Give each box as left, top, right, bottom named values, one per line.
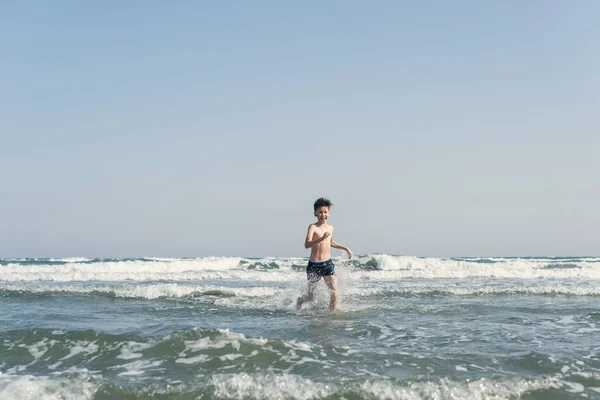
left=1, top=255, right=599, bottom=399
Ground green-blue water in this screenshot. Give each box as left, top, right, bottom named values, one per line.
left=1, top=255, right=599, bottom=399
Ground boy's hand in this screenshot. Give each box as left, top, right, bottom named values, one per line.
left=346, top=248, right=353, bottom=259
left=321, top=232, right=330, bottom=241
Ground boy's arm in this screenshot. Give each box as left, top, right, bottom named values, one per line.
left=331, top=240, right=353, bottom=259
left=331, top=240, right=349, bottom=251
left=304, top=225, right=329, bottom=249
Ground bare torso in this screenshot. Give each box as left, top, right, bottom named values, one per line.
left=309, top=224, right=334, bottom=262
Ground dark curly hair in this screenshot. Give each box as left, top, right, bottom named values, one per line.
left=313, top=197, right=333, bottom=211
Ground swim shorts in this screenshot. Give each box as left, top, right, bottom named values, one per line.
left=306, top=259, right=335, bottom=283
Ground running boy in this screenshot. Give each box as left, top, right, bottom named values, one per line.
left=296, top=197, right=353, bottom=311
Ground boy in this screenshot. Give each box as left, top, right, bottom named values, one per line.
left=296, top=197, right=353, bottom=311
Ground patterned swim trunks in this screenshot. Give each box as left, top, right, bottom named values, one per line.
left=306, top=259, right=335, bottom=283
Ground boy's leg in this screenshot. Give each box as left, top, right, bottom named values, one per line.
left=296, top=281, right=317, bottom=309
left=324, top=275, right=339, bottom=311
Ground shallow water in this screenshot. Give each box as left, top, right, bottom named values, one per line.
left=1, top=255, right=599, bottom=399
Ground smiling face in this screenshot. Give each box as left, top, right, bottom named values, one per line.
left=314, top=206, right=330, bottom=224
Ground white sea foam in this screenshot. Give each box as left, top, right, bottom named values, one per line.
left=0, top=372, right=576, bottom=400
left=113, top=359, right=163, bottom=376
left=208, top=372, right=562, bottom=400
left=180, top=329, right=268, bottom=353
left=49, top=257, right=93, bottom=263
left=0, top=374, right=97, bottom=400
left=60, top=341, right=99, bottom=361
left=174, top=329, right=318, bottom=367
left=27, top=338, right=56, bottom=360
left=175, top=354, right=209, bottom=364
left=116, top=342, right=152, bottom=360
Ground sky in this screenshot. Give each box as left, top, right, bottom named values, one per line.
left=1, top=1, right=599, bottom=258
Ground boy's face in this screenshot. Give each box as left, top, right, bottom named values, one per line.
left=314, top=206, right=330, bottom=223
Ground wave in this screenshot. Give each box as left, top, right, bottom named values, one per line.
left=1, top=328, right=599, bottom=399
left=0, top=329, right=600, bottom=399
left=0, top=283, right=280, bottom=300
left=0, top=372, right=573, bottom=400
left=1, top=255, right=600, bottom=283
left=204, top=373, right=564, bottom=400
left=2, top=281, right=599, bottom=311
left=346, top=282, right=600, bottom=298
left=367, top=255, right=600, bottom=279
left=1, top=352, right=597, bottom=399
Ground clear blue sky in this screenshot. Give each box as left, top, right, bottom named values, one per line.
left=2, top=1, right=599, bottom=258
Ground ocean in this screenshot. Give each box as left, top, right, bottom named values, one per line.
left=0, top=255, right=599, bottom=399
